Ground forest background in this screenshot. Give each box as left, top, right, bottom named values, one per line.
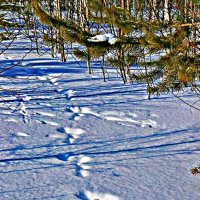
left=1, top=0, right=200, bottom=103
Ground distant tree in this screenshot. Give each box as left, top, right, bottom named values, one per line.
left=0, top=0, right=23, bottom=55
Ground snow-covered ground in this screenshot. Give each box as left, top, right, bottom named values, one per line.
left=0, top=35, right=200, bottom=200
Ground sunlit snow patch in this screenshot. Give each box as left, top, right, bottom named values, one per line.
left=69, top=138, right=75, bottom=143
left=74, top=115, right=81, bottom=121
left=80, top=164, right=91, bottom=170
left=78, top=155, right=92, bottom=165
left=87, top=34, right=107, bottom=42
left=66, top=89, right=74, bottom=98
left=108, top=37, right=118, bottom=45
left=64, top=127, right=85, bottom=135
left=2, top=110, right=12, bottom=115
left=16, top=132, right=29, bottom=137
left=87, top=34, right=118, bottom=45
left=37, top=76, right=48, bottom=81
left=104, top=115, right=138, bottom=123
left=80, top=170, right=90, bottom=177
left=5, top=118, right=18, bottom=123
left=84, top=190, right=120, bottom=200
left=81, top=107, right=101, bottom=117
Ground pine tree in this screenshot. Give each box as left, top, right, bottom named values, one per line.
left=30, top=0, right=200, bottom=94
left=0, top=0, right=24, bottom=54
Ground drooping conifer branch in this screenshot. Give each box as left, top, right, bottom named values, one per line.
left=31, top=0, right=93, bottom=47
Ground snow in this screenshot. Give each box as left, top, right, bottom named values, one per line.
left=0, top=32, right=200, bottom=200
left=108, top=37, right=118, bottom=45
left=84, top=190, right=120, bottom=200
left=87, top=33, right=118, bottom=45
left=15, top=132, right=29, bottom=137
left=88, top=34, right=108, bottom=42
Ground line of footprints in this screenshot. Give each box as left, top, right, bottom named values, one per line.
left=4, top=74, right=94, bottom=179
left=46, top=77, right=93, bottom=178
left=55, top=153, right=93, bottom=178
left=71, top=155, right=92, bottom=178
left=7, top=75, right=158, bottom=179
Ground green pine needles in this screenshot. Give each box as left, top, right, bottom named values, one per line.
left=29, top=0, right=200, bottom=97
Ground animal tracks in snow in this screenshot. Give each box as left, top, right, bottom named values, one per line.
left=72, top=155, right=93, bottom=178
left=75, top=155, right=93, bottom=178
left=36, top=120, right=59, bottom=126
left=30, top=88, right=89, bottom=145
left=66, top=106, right=82, bottom=121
left=45, top=125, right=86, bottom=144
left=0, top=77, right=95, bottom=181
left=66, top=105, right=100, bottom=121
left=62, top=127, right=86, bottom=144
left=35, top=111, right=55, bottom=117
left=22, top=96, right=32, bottom=102
left=18, top=102, right=30, bottom=123
left=47, top=74, right=62, bottom=85
left=141, top=119, right=157, bottom=128
left=64, top=106, right=158, bottom=129
left=101, top=110, right=158, bottom=128
left=66, top=89, right=74, bottom=99
left=66, top=106, right=81, bottom=114
left=55, top=153, right=93, bottom=178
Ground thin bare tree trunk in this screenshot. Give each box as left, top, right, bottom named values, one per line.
left=164, top=0, right=170, bottom=21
